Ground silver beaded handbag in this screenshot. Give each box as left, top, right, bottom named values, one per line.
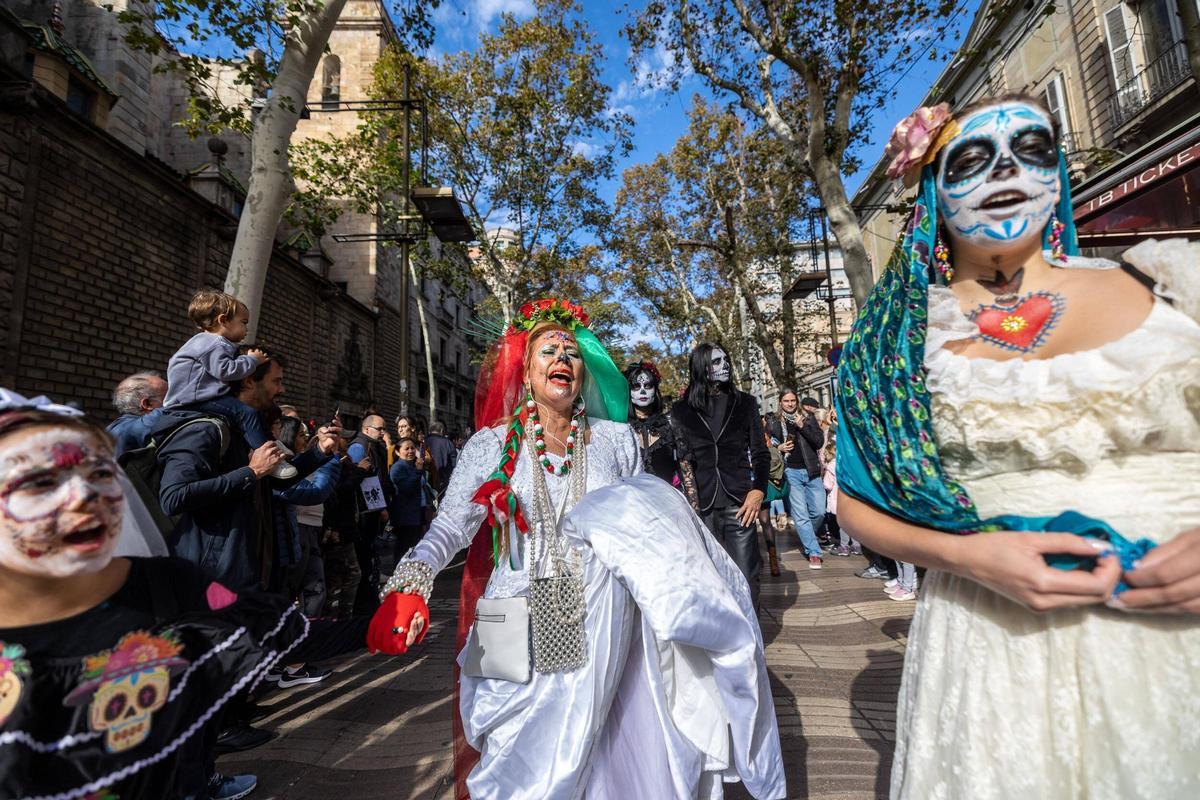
left=530, top=560, right=587, bottom=673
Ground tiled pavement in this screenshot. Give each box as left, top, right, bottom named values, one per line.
left=221, top=537, right=913, bottom=799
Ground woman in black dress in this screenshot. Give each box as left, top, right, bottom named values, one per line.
left=623, top=361, right=697, bottom=507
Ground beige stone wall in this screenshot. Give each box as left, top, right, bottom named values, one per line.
left=294, top=0, right=396, bottom=308
left=59, top=0, right=154, bottom=153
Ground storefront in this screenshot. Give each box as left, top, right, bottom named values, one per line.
left=1073, top=113, right=1200, bottom=259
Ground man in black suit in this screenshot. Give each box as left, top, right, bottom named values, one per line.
left=671, top=343, right=770, bottom=609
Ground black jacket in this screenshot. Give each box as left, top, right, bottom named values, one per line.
left=671, top=390, right=769, bottom=512
left=766, top=412, right=824, bottom=476
left=424, top=433, right=458, bottom=494
left=155, top=409, right=328, bottom=591
left=349, top=432, right=396, bottom=509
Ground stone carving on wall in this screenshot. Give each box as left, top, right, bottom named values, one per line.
left=332, top=322, right=370, bottom=405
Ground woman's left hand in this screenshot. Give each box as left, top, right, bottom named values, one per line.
left=1116, top=528, right=1200, bottom=614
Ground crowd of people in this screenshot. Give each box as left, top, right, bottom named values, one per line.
left=3, top=89, right=1199, bottom=800
left=0, top=289, right=477, bottom=800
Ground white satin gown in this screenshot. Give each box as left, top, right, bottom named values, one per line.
left=404, top=418, right=786, bottom=800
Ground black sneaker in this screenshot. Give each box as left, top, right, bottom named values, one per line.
left=275, top=665, right=333, bottom=689
left=215, top=724, right=275, bottom=755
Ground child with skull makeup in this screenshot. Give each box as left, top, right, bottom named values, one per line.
left=0, top=393, right=305, bottom=799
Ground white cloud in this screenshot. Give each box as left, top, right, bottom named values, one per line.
left=570, top=140, right=602, bottom=159
left=633, top=39, right=690, bottom=94
left=473, top=0, right=535, bottom=26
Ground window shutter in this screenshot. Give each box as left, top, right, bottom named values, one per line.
left=1103, top=6, right=1136, bottom=85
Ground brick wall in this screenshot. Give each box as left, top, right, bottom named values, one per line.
left=1, top=84, right=402, bottom=424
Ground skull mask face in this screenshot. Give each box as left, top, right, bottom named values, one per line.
left=707, top=348, right=731, bottom=384
left=936, top=102, right=1059, bottom=253
left=629, top=371, right=657, bottom=409
left=89, top=666, right=170, bottom=753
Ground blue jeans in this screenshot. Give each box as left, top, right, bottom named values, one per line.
left=785, top=467, right=826, bottom=557
left=194, top=394, right=269, bottom=449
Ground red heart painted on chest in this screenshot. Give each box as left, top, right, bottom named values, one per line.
left=969, top=292, right=1064, bottom=353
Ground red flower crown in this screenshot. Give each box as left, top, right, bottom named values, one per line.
left=511, top=298, right=590, bottom=333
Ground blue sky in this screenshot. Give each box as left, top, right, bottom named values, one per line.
left=425, top=0, right=980, bottom=207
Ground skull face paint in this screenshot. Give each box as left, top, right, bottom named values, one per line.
left=0, top=427, right=124, bottom=578
left=936, top=103, right=1059, bottom=251
left=629, top=371, right=657, bottom=409
left=527, top=328, right=583, bottom=406
left=707, top=348, right=731, bottom=384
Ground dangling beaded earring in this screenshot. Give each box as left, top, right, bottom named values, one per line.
left=1048, top=213, right=1067, bottom=263
left=933, top=230, right=954, bottom=283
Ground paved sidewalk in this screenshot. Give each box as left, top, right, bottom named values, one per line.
left=221, top=537, right=913, bottom=799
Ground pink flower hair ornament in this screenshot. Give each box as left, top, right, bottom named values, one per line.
left=885, top=103, right=962, bottom=187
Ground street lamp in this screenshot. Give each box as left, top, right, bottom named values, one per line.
left=410, top=186, right=473, bottom=242
left=309, top=63, right=474, bottom=419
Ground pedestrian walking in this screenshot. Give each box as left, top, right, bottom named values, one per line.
left=766, top=391, right=826, bottom=569
left=670, top=343, right=770, bottom=609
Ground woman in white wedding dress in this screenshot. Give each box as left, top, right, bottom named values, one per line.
left=365, top=300, right=785, bottom=800
left=836, top=94, right=1200, bottom=799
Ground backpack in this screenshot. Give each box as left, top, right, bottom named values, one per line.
left=118, top=416, right=230, bottom=540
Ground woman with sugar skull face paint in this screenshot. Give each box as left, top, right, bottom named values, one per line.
left=0, top=389, right=306, bottom=799
left=834, top=95, right=1200, bottom=797
left=622, top=361, right=698, bottom=504
left=369, top=300, right=784, bottom=800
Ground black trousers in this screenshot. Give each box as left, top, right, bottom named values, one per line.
left=353, top=512, right=384, bottom=615
left=700, top=505, right=761, bottom=611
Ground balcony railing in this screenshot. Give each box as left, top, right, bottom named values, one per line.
left=1109, top=40, right=1192, bottom=129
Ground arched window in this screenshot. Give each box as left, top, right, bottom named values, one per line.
left=321, top=54, right=341, bottom=110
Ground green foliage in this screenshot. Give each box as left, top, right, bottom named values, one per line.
left=606, top=96, right=824, bottom=386
left=627, top=0, right=959, bottom=169
left=380, top=0, right=632, bottom=316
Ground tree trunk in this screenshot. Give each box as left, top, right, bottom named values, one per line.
left=720, top=207, right=788, bottom=387
left=410, top=260, right=437, bottom=424
left=810, top=152, right=872, bottom=308
left=224, top=0, right=349, bottom=343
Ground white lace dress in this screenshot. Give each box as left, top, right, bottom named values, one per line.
left=890, top=240, right=1200, bottom=799
left=404, top=418, right=785, bottom=800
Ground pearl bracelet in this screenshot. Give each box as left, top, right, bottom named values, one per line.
left=380, top=555, right=435, bottom=602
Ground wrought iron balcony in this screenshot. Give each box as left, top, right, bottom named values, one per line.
left=1109, top=40, right=1192, bottom=129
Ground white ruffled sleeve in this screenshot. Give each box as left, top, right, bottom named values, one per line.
left=404, top=427, right=500, bottom=575
left=925, top=285, right=979, bottom=358
left=1123, top=238, right=1200, bottom=323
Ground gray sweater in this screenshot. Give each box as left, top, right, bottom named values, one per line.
left=163, top=331, right=259, bottom=406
